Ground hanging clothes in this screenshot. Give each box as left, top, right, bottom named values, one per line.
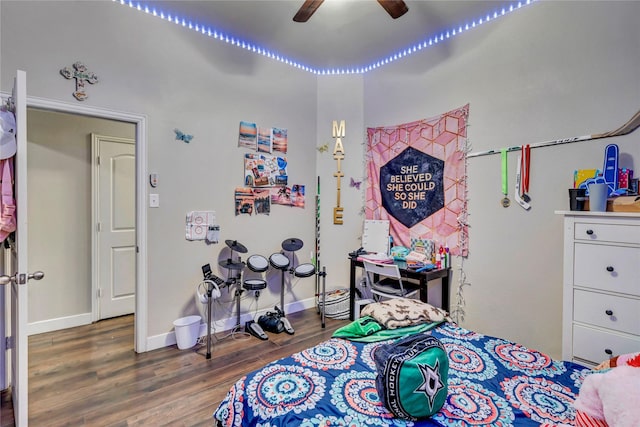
left=0, top=109, right=17, bottom=160
left=0, top=157, right=16, bottom=243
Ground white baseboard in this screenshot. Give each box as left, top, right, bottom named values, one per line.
left=145, top=297, right=318, bottom=352
left=25, top=298, right=320, bottom=350
left=28, top=312, right=93, bottom=336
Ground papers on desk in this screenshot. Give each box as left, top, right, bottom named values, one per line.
left=357, top=252, right=394, bottom=263
left=405, top=250, right=430, bottom=263
left=362, top=220, right=390, bottom=254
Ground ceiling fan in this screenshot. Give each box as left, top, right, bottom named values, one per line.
left=293, top=0, right=409, bottom=23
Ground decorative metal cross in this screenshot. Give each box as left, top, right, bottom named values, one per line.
left=60, top=61, right=99, bottom=101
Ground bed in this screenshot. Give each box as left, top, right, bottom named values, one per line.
left=213, top=301, right=591, bottom=427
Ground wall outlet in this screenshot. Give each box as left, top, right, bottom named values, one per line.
left=149, top=193, right=160, bottom=208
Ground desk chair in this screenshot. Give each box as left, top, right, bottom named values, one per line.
left=362, top=259, right=420, bottom=301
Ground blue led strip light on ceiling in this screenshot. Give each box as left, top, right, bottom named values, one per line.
left=115, top=0, right=535, bottom=75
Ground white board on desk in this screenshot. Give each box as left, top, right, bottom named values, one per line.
left=362, top=220, right=390, bottom=254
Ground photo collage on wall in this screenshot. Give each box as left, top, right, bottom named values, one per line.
left=236, top=121, right=305, bottom=216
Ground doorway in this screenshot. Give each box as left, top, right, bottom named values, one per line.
left=0, top=84, right=148, bottom=424
left=27, top=109, right=136, bottom=331
left=22, top=98, right=148, bottom=354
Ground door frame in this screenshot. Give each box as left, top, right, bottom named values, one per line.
left=91, top=134, right=136, bottom=322
left=22, top=95, right=148, bottom=353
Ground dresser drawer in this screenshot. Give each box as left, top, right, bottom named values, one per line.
left=574, top=290, right=640, bottom=335
left=573, top=324, right=640, bottom=364
left=575, top=222, right=640, bottom=244
left=573, top=243, right=640, bottom=296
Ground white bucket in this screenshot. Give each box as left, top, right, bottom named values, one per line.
left=173, top=315, right=201, bottom=350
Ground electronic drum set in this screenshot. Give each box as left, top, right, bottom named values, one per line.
left=209, top=237, right=325, bottom=346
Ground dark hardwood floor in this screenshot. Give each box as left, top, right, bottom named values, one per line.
left=1, top=309, right=347, bottom=426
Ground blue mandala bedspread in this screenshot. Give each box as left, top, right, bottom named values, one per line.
left=213, top=323, right=591, bottom=426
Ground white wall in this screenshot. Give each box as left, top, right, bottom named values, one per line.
left=362, top=1, right=640, bottom=358
left=1, top=1, right=318, bottom=343
left=3, top=1, right=638, bottom=358
left=316, top=76, right=366, bottom=286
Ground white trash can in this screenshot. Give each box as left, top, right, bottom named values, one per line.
left=173, top=315, right=201, bottom=350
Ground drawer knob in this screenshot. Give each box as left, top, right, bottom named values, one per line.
left=586, top=229, right=594, bottom=235
left=605, top=348, right=613, bottom=356
left=606, top=266, right=614, bottom=272
left=605, top=309, right=613, bottom=316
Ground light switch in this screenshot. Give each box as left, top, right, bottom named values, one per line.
left=149, top=193, right=160, bottom=208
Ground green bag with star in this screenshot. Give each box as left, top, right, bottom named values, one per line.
left=374, top=333, right=449, bottom=420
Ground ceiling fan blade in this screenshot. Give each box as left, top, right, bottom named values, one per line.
left=377, top=0, right=408, bottom=19
left=293, top=0, right=325, bottom=22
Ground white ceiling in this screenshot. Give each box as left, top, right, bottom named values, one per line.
left=127, top=0, right=532, bottom=71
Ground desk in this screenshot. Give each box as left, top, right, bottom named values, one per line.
left=348, top=257, right=450, bottom=321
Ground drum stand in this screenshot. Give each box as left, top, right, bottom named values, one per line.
left=218, top=240, right=248, bottom=333
left=205, top=282, right=214, bottom=360
left=270, top=238, right=320, bottom=335
left=276, top=238, right=304, bottom=317
left=318, top=266, right=327, bottom=328
left=198, top=275, right=224, bottom=360
left=272, top=265, right=293, bottom=334
left=231, top=277, right=243, bottom=330
left=278, top=266, right=287, bottom=318
left=202, top=274, right=242, bottom=359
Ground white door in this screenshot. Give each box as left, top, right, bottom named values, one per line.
left=4, top=70, right=44, bottom=426
left=93, top=134, right=136, bottom=319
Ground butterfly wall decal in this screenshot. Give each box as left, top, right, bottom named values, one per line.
left=350, top=177, right=362, bottom=190
left=174, top=128, right=194, bottom=143
left=316, top=143, right=328, bottom=153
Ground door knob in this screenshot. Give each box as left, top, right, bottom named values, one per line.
left=29, top=271, right=45, bottom=281
left=0, top=271, right=45, bottom=285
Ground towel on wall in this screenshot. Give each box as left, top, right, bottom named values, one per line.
left=365, top=105, right=469, bottom=256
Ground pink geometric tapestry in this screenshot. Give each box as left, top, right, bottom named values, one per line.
left=365, top=104, right=469, bottom=256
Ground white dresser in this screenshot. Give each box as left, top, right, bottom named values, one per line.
left=558, top=211, right=640, bottom=366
